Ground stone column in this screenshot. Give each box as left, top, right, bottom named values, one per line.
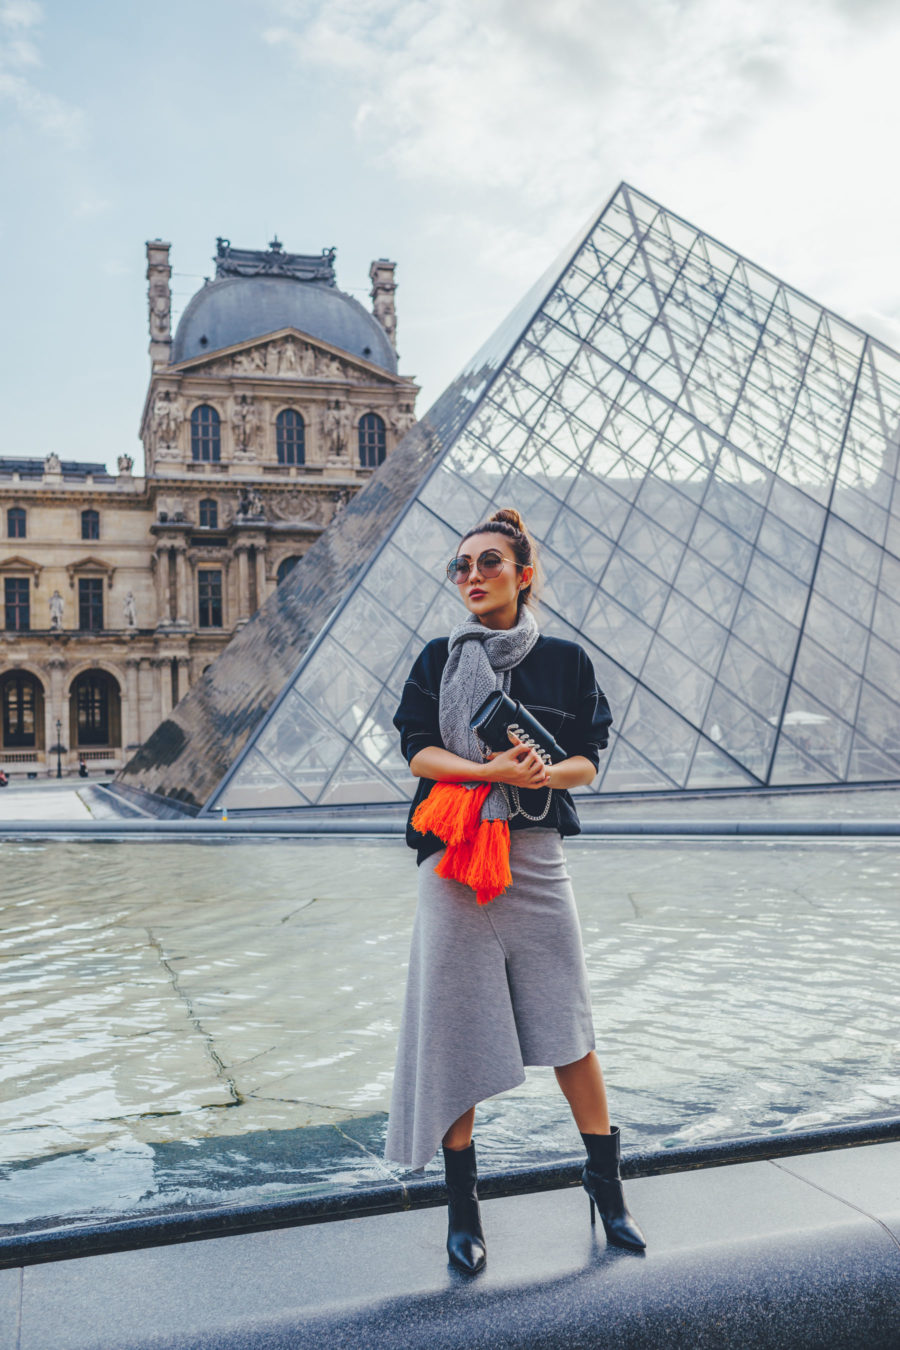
left=138, top=657, right=157, bottom=742
left=124, top=657, right=141, bottom=750
left=46, top=653, right=67, bottom=768
left=147, top=240, right=172, bottom=367
left=155, top=656, right=173, bottom=721
left=176, top=655, right=192, bottom=702
left=154, top=550, right=171, bottom=626
left=254, top=548, right=268, bottom=614
left=174, top=547, right=190, bottom=626
left=235, top=546, right=251, bottom=623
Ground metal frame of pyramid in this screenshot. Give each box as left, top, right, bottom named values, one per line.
left=119, top=183, right=900, bottom=816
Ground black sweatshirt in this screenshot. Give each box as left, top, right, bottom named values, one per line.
left=393, top=634, right=613, bottom=864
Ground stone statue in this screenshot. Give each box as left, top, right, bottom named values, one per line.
left=49, top=590, right=64, bottom=630
left=151, top=391, right=184, bottom=447
left=321, top=401, right=349, bottom=462
left=44, top=452, right=61, bottom=474
left=391, top=405, right=416, bottom=436
left=231, top=395, right=259, bottom=455
left=117, top=454, right=134, bottom=475
left=123, top=591, right=137, bottom=628
left=237, top=489, right=265, bottom=519
left=276, top=339, right=301, bottom=376
left=299, top=344, right=316, bottom=377
left=317, top=354, right=344, bottom=380
left=149, top=286, right=171, bottom=341
left=235, top=346, right=266, bottom=375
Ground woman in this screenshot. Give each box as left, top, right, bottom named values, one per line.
left=386, top=507, right=645, bottom=1274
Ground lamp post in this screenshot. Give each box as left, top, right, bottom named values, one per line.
left=55, top=718, right=63, bottom=780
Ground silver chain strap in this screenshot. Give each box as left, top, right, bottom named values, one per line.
left=480, top=724, right=555, bottom=823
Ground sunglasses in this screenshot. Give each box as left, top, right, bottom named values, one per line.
left=446, top=550, right=519, bottom=584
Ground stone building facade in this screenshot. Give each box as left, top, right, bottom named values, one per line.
left=0, top=237, right=418, bottom=776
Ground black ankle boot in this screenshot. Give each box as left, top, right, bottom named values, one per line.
left=443, top=1142, right=486, bottom=1274
left=581, top=1127, right=646, bottom=1251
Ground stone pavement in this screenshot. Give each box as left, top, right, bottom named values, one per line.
left=3, top=1140, right=898, bottom=1349
left=0, top=782, right=91, bottom=822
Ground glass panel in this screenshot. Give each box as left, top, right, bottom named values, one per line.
left=296, top=638, right=382, bottom=739
left=703, top=686, right=774, bottom=779
left=540, top=548, right=594, bottom=628
left=686, top=736, right=759, bottom=788
left=780, top=685, right=853, bottom=780
left=863, top=634, right=900, bottom=702
left=791, top=636, right=861, bottom=719
left=804, top=594, right=868, bottom=672
left=656, top=592, right=728, bottom=673
left=332, top=589, right=412, bottom=679
left=418, top=465, right=493, bottom=534
left=582, top=591, right=655, bottom=670
left=546, top=509, right=614, bottom=578
left=256, top=691, right=346, bottom=800
left=690, top=511, right=752, bottom=583
left=565, top=472, right=632, bottom=538
left=217, top=749, right=310, bottom=811
left=355, top=687, right=414, bottom=784
left=363, top=543, right=442, bottom=631
left=855, top=681, right=900, bottom=756
left=600, top=550, right=670, bottom=627
left=674, top=550, right=741, bottom=625
left=715, top=637, right=788, bottom=721
left=640, top=635, right=714, bottom=723
left=317, top=745, right=406, bottom=806
left=769, top=735, right=838, bottom=786
left=620, top=686, right=699, bottom=787
left=846, top=736, right=900, bottom=782
left=730, top=592, right=800, bottom=672
left=756, top=512, right=818, bottom=583
left=600, top=737, right=679, bottom=792
left=618, top=511, right=684, bottom=582
left=744, top=551, right=808, bottom=626
left=813, top=554, right=876, bottom=626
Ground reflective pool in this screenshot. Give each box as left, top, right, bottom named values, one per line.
left=2, top=835, right=898, bottom=1234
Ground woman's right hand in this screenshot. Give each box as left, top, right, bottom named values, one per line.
left=483, top=734, right=549, bottom=788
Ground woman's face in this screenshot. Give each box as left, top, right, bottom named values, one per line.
left=452, top=531, right=533, bottom=628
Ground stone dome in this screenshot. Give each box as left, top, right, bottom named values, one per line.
left=171, top=274, right=397, bottom=373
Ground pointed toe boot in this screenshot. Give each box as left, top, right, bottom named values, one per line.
left=581, top=1127, right=646, bottom=1252
left=443, top=1141, right=487, bottom=1274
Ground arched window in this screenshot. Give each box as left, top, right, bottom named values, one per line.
left=358, top=412, right=386, bottom=468
left=190, top=405, right=221, bottom=462
left=1, top=672, right=44, bottom=749
left=71, top=670, right=121, bottom=748
left=276, top=555, right=302, bottom=585
left=81, top=509, right=99, bottom=541
left=276, top=409, right=305, bottom=465
left=199, top=498, right=218, bottom=529
left=7, top=507, right=26, bottom=539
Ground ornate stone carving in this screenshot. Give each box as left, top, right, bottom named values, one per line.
left=151, top=391, right=184, bottom=456
left=320, top=400, right=354, bottom=463
left=268, top=491, right=328, bottom=526
left=44, top=452, right=61, bottom=475
left=118, top=454, right=134, bottom=475
left=236, top=488, right=265, bottom=519
left=123, top=591, right=137, bottom=628
left=49, top=589, right=64, bottom=630
left=390, top=404, right=416, bottom=436
left=231, top=394, right=260, bottom=457
left=193, top=337, right=373, bottom=384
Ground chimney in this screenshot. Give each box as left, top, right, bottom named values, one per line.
left=369, top=258, right=397, bottom=353
left=146, top=239, right=172, bottom=367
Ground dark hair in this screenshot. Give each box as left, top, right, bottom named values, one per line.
left=460, top=507, right=540, bottom=609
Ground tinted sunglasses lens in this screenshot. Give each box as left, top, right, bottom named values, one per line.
left=447, top=558, right=469, bottom=584
left=479, top=553, right=504, bottom=577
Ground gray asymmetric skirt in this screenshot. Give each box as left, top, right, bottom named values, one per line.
left=384, top=828, right=596, bottom=1171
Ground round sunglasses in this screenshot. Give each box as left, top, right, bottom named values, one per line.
left=446, top=550, right=520, bottom=585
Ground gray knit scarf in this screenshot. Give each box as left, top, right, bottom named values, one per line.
left=439, top=606, right=540, bottom=821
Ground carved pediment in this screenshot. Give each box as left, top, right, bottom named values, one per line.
left=66, top=556, right=116, bottom=589
left=0, top=555, right=42, bottom=584
left=174, top=329, right=398, bottom=386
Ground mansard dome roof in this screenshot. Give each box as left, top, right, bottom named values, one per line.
left=171, top=239, right=397, bottom=372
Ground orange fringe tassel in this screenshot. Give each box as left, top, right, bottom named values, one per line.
left=412, top=782, right=512, bottom=905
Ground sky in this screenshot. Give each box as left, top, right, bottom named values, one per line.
left=3, top=0, right=900, bottom=473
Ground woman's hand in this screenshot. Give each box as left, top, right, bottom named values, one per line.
left=483, top=732, right=550, bottom=788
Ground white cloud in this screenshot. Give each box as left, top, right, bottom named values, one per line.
left=263, top=0, right=900, bottom=334
left=0, top=0, right=85, bottom=146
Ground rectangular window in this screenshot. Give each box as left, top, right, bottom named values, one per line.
left=7, top=507, right=26, bottom=539
left=81, top=510, right=100, bottom=540
left=3, top=675, right=36, bottom=746
left=4, top=577, right=30, bottom=631
left=198, top=569, right=223, bottom=628
left=78, top=577, right=104, bottom=630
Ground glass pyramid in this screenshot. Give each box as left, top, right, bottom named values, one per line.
left=210, top=183, right=900, bottom=812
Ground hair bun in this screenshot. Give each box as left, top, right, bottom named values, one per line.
left=490, top=507, right=525, bottom=532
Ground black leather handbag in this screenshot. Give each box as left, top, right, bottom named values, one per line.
left=469, top=690, right=568, bottom=765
